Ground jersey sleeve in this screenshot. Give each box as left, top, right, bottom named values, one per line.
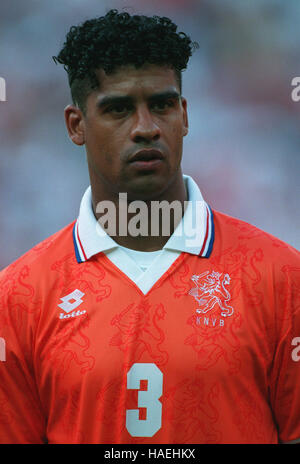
left=0, top=262, right=47, bottom=443
left=269, top=250, right=300, bottom=443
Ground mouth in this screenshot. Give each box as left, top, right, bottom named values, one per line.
left=129, top=149, right=164, bottom=163
left=128, top=149, right=164, bottom=171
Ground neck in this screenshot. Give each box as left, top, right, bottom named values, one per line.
left=91, top=172, right=187, bottom=252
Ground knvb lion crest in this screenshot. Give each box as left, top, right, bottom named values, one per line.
left=189, top=270, right=234, bottom=318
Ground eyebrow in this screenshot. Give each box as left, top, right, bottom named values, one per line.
left=96, top=90, right=181, bottom=110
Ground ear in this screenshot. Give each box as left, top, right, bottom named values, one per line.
left=181, top=97, right=189, bottom=137
left=64, top=104, right=85, bottom=146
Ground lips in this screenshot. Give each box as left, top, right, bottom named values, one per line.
left=129, top=149, right=163, bottom=163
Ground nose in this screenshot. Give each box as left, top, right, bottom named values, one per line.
left=130, top=105, right=161, bottom=143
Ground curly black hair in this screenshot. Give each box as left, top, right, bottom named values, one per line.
left=53, top=9, right=198, bottom=113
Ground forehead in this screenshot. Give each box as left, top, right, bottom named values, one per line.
left=94, top=64, right=179, bottom=97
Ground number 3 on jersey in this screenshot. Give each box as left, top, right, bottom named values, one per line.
left=126, top=363, right=163, bottom=437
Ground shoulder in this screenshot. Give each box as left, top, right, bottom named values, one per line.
left=0, top=221, right=76, bottom=296
left=212, top=209, right=299, bottom=265
left=211, top=210, right=299, bottom=325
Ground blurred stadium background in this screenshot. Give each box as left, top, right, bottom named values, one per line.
left=0, top=0, right=299, bottom=269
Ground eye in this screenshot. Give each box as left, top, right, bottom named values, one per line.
left=151, top=99, right=175, bottom=111
left=106, top=103, right=133, bottom=115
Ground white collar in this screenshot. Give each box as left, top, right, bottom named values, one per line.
left=73, top=174, right=214, bottom=263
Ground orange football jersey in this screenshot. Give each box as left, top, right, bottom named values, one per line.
left=0, top=210, right=299, bottom=444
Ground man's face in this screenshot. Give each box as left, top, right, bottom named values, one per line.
left=70, top=64, right=188, bottom=200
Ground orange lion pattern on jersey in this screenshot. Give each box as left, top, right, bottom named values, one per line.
left=0, top=211, right=300, bottom=444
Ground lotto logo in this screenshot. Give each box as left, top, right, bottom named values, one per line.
left=58, top=289, right=85, bottom=313
left=0, top=337, right=6, bottom=362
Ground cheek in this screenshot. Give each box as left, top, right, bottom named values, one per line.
left=86, top=126, right=117, bottom=165
left=169, top=123, right=184, bottom=148
left=168, top=115, right=186, bottom=138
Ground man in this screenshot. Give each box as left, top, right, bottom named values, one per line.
left=0, top=9, right=299, bottom=444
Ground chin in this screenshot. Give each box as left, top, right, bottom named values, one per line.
left=125, top=176, right=168, bottom=201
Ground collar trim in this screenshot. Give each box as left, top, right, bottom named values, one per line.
left=199, top=205, right=214, bottom=258
left=73, top=220, right=86, bottom=263
left=72, top=176, right=215, bottom=264
left=73, top=204, right=215, bottom=264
